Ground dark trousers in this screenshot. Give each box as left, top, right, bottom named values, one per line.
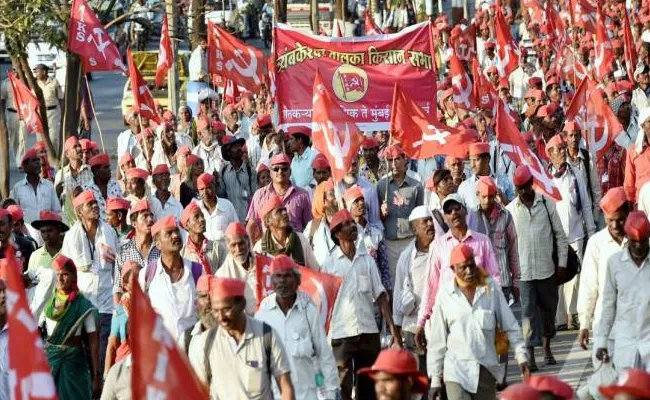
left=99, top=313, right=112, bottom=371
left=520, top=276, right=559, bottom=347
left=331, top=333, right=381, bottom=400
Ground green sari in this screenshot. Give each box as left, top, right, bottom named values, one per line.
left=44, top=293, right=98, bottom=400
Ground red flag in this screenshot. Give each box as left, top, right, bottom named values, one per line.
left=495, top=100, right=562, bottom=201
left=556, top=45, right=588, bottom=84
left=449, top=54, right=476, bottom=110
left=623, top=10, right=638, bottom=82
left=4, top=255, right=58, bottom=399
left=565, top=78, right=624, bottom=160
left=7, top=71, right=44, bottom=135
left=130, top=280, right=208, bottom=399
left=570, top=0, right=597, bottom=34
left=523, top=0, right=545, bottom=20
left=223, top=79, right=241, bottom=104
left=254, top=254, right=343, bottom=332
left=311, top=72, right=364, bottom=182
left=155, top=14, right=174, bottom=88
left=67, top=0, right=126, bottom=72
left=127, top=49, right=161, bottom=124
left=364, top=11, right=383, bottom=36
left=471, top=56, right=498, bottom=113
left=544, top=2, right=569, bottom=51
left=390, top=84, right=477, bottom=159
left=208, top=22, right=265, bottom=92
left=594, top=5, right=614, bottom=80
left=494, top=9, right=519, bottom=78
left=450, top=24, right=476, bottom=62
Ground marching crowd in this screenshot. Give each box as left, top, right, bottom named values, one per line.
left=4, top=0, right=650, bottom=399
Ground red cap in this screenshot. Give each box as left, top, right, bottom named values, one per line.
left=120, top=152, right=135, bottom=166
left=538, top=103, right=560, bottom=118
left=152, top=164, right=170, bottom=175
left=527, top=376, right=573, bottom=399
left=37, top=210, right=63, bottom=223
left=344, top=185, right=364, bottom=205
left=65, top=136, right=79, bottom=152
left=73, top=190, right=95, bottom=209
left=513, top=165, right=533, bottom=186
left=126, top=168, right=150, bottom=181
left=329, top=209, right=352, bottom=231
left=151, top=215, right=177, bottom=236
left=120, top=260, right=139, bottom=289
left=545, top=77, right=559, bottom=87
left=256, top=163, right=269, bottom=173
left=198, top=116, right=211, bottom=131
left=288, top=126, right=312, bottom=138
left=528, top=77, right=543, bottom=87
left=180, top=202, right=201, bottom=228
left=162, top=110, right=175, bottom=122
left=260, top=195, right=284, bottom=220
left=0, top=257, right=21, bottom=282
left=6, top=205, right=23, bottom=222
left=311, top=154, right=330, bottom=169
left=271, top=153, right=291, bottom=166
left=141, top=128, right=155, bottom=138
left=562, top=121, right=579, bottom=133
left=545, top=134, right=565, bottom=153
left=130, top=199, right=151, bottom=215
left=185, top=154, right=200, bottom=167
left=196, top=274, right=213, bottom=292
left=476, top=176, right=497, bottom=196
left=88, top=153, right=110, bottom=167
left=524, top=89, right=545, bottom=100
left=362, top=136, right=379, bottom=149
left=440, top=88, right=454, bottom=102
left=450, top=243, right=474, bottom=265
left=106, top=197, right=131, bottom=212
left=21, top=148, right=38, bottom=166
left=256, top=114, right=272, bottom=128
left=485, top=40, right=496, bottom=49
left=486, top=65, right=498, bottom=75
left=79, top=139, right=91, bottom=151
left=52, top=255, right=75, bottom=272
left=469, top=142, right=490, bottom=157
left=175, top=146, right=191, bottom=159
left=499, top=383, right=541, bottom=400
left=212, top=121, right=226, bottom=131
left=384, top=145, right=405, bottom=158
left=270, top=255, right=297, bottom=274
left=225, top=221, right=248, bottom=238
left=624, top=211, right=650, bottom=241
left=357, top=349, right=429, bottom=393
left=600, top=187, right=628, bottom=215
left=196, top=173, right=215, bottom=190
left=210, top=277, right=246, bottom=300
left=599, top=369, right=650, bottom=399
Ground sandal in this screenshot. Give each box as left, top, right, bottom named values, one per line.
left=544, top=352, right=557, bottom=365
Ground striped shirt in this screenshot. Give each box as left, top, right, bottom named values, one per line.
left=467, top=204, right=520, bottom=288
left=113, top=239, right=161, bottom=294
left=246, top=184, right=312, bottom=232
left=219, top=161, right=256, bottom=221
left=416, top=229, right=501, bottom=327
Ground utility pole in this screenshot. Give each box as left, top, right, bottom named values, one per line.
left=167, top=0, right=180, bottom=114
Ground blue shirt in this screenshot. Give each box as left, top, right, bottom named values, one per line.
left=290, top=147, right=319, bottom=189
left=110, top=304, right=128, bottom=342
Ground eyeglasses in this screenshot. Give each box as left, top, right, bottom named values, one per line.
left=272, top=166, right=289, bottom=173
left=443, top=203, right=463, bottom=214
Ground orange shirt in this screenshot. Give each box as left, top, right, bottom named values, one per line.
left=624, top=142, right=650, bottom=204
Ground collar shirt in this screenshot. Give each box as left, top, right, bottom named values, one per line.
left=457, top=173, right=514, bottom=211
left=305, top=219, right=337, bottom=267
left=594, top=250, right=650, bottom=371
left=252, top=231, right=321, bottom=271
left=376, top=175, right=424, bottom=240
left=489, top=141, right=516, bottom=179
left=247, top=184, right=312, bottom=232
left=578, top=228, right=626, bottom=331
left=417, top=230, right=501, bottom=328
left=220, top=162, right=256, bottom=221
left=427, top=278, right=528, bottom=393
left=247, top=135, right=263, bottom=170
left=624, top=140, right=650, bottom=203
left=37, top=77, right=63, bottom=107
left=102, top=357, right=132, bottom=400
left=151, top=142, right=178, bottom=175
left=466, top=205, right=520, bottom=288
left=193, top=143, right=225, bottom=175
left=336, top=177, right=383, bottom=232
left=509, top=66, right=530, bottom=100
left=255, top=291, right=339, bottom=400
left=11, top=177, right=61, bottom=223
left=631, top=87, right=650, bottom=110
left=151, top=191, right=183, bottom=221
left=188, top=46, right=207, bottom=81
left=82, top=179, right=124, bottom=222
left=117, top=129, right=138, bottom=160
left=184, top=321, right=209, bottom=360
left=290, top=147, right=318, bottom=189
left=181, top=237, right=228, bottom=273
left=216, top=254, right=258, bottom=315
left=137, top=257, right=198, bottom=343
left=567, top=151, right=603, bottom=228
left=26, top=247, right=57, bottom=322
left=416, top=157, right=442, bottom=185
left=0, top=327, right=7, bottom=400
left=114, top=240, right=161, bottom=295
left=393, top=240, right=431, bottom=333
left=321, top=246, right=386, bottom=340
left=550, top=165, right=597, bottom=242
left=61, top=221, right=119, bottom=314
left=197, top=198, right=239, bottom=241
left=506, top=193, right=569, bottom=281
left=189, top=315, right=291, bottom=400
left=54, top=163, right=93, bottom=199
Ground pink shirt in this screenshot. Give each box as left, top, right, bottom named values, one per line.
left=417, top=229, right=501, bottom=327
left=246, top=184, right=312, bottom=232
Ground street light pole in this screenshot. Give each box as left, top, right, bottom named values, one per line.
left=167, top=0, right=180, bottom=114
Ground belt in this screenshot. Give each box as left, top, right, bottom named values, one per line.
left=6, top=108, right=16, bottom=113
left=46, top=105, right=58, bottom=110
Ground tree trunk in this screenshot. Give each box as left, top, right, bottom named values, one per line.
left=275, top=0, right=287, bottom=23
left=62, top=53, right=82, bottom=148
left=310, top=0, right=319, bottom=34
left=0, top=106, right=9, bottom=198
left=190, top=0, right=206, bottom=49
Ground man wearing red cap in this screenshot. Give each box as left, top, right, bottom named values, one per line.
left=624, top=106, right=650, bottom=204
left=428, top=243, right=529, bottom=399
left=61, top=190, right=119, bottom=369
left=124, top=167, right=151, bottom=207
left=286, top=126, right=318, bottom=189
left=220, top=134, right=255, bottom=220
left=54, top=136, right=93, bottom=200
left=578, top=187, right=630, bottom=357
left=338, top=156, right=383, bottom=232
left=150, top=164, right=183, bottom=221
left=190, top=277, right=294, bottom=399
left=358, top=348, right=429, bottom=400
left=182, top=275, right=217, bottom=357
left=599, top=369, right=650, bottom=399
left=305, top=154, right=331, bottom=199
left=195, top=172, right=239, bottom=242
left=105, top=197, right=133, bottom=242
left=181, top=201, right=227, bottom=274
left=359, top=136, right=388, bottom=183
left=10, top=149, right=61, bottom=224
left=82, top=153, right=124, bottom=222
left=246, top=113, right=275, bottom=170
left=255, top=255, right=339, bottom=400
left=193, top=116, right=225, bottom=174
left=246, top=153, right=312, bottom=241
left=322, top=209, right=401, bottom=399
left=595, top=211, right=650, bottom=372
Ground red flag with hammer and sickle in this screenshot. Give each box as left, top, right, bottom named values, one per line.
left=127, top=49, right=161, bottom=124
left=7, top=71, right=44, bottom=135
left=593, top=5, right=614, bottom=80
left=449, top=54, right=476, bottom=110
left=494, top=8, right=520, bottom=78
left=155, top=14, right=174, bottom=88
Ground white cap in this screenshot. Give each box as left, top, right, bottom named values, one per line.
left=634, top=65, right=650, bottom=80
left=198, top=88, right=218, bottom=102
left=408, top=205, right=432, bottom=222
left=441, top=193, right=465, bottom=211
left=614, top=69, right=626, bottom=79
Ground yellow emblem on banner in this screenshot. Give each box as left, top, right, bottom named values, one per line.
left=332, top=64, right=369, bottom=103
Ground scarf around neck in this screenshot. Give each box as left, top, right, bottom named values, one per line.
left=261, top=229, right=305, bottom=266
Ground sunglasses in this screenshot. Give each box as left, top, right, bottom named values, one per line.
left=272, top=166, right=289, bottom=173
left=443, top=203, right=463, bottom=214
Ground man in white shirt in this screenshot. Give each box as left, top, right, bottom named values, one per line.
left=238, top=92, right=256, bottom=140
left=33, top=64, right=63, bottom=152
left=193, top=117, right=225, bottom=174
left=427, top=244, right=530, bottom=399
left=321, top=209, right=401, bottom=400
left=116, top=108, right=141, bottom=165
left=578, top=187, right=629, bottom=360
left=54, top=136, right=93, bottom=200
left=10, top=148, right=61, bottom=223
left=632, top=65, right=650, bottom=110
left=187, top=34, right=209, bottom=116
left=61, top=190, right=118, bottom=369
left=150, top=164, right=183, bottom=221
left=255, top=255, right=339, bottom=400
left=595, top=211, right=650, bottom=372
left=196, top=173, right=238, bottom=242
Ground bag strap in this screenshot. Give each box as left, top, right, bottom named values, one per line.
left=579, top=149, right=593, bottom=201
left=190, top=261, right=203, bottom=282
left=432, top=209, right=449, bottom=233
left=203, top=326, right=219, bottom=386
left=144, top=259, right=158, bottom=294
left=183, top=326, right=193, bottom=355
left=540, top=197, right=559, bottom=249
left=263, top=322, right=272, bottom=376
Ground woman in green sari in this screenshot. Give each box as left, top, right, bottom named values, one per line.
left=44, top=254, right=101, bottom=400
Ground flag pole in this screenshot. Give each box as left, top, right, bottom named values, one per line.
left=84, top=74, right=106, bottom=153
left=385, top=84, right=400, bottom=205
left=137, top=114, right=152, bottom=170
